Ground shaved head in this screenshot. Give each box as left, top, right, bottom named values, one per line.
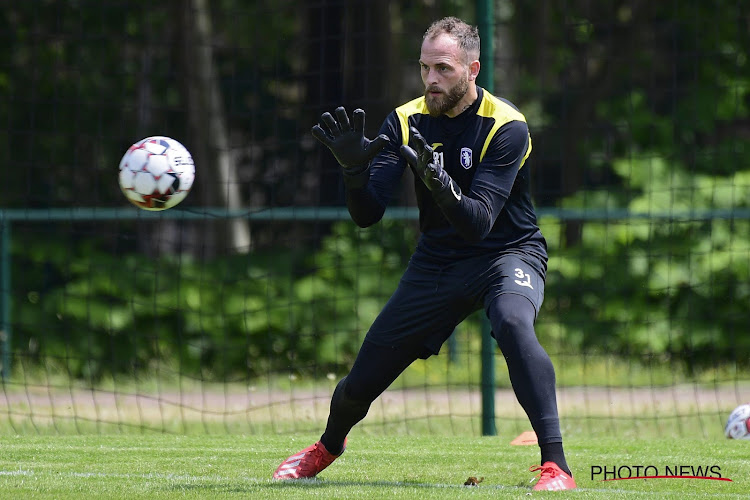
left=423, top=17, right=480, bottom=64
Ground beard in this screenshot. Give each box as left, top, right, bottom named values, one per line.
left=424, top=75, right=470, bottom=117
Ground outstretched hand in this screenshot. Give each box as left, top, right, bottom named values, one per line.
left=312, top=107, right=389, bottom=171
left=400, top=126, right=454, bottom=194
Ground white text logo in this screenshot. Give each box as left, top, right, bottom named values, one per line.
left=514, top=268, right=533, bottom=289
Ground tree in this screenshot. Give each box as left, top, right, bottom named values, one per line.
left=511, top=0, right=750, bottom=245
left=178, top=0, right=250, bottom=253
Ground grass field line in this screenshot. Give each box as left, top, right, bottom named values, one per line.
left=1, top=467, right=743, bottom=498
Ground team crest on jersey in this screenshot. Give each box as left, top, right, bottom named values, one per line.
left=460, top=147, right=473, bottom=169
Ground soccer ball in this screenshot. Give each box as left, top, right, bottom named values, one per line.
left=118, top=136, right=195, bottom=211
left=724, top=403, right=750, bottom=439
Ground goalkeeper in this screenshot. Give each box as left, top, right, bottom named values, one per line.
left=273, top=16, right=576, bottom=491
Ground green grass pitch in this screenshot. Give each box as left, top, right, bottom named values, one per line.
left=1, top=433, right=748, bottom=499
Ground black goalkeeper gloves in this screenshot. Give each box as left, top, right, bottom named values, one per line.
left=312, top=107, right=389, bottom=189
left=400, top=126, right=462, bottom=205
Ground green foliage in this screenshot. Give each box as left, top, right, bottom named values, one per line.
left=12, top=198, right=749, bottom=382
left=513, top=0, right=749, bottom=207
left=541, top=157, right=750, bottom=371
left=13, top=220, right=415, bottom=381
left=3, top=0, right=749, bottom=384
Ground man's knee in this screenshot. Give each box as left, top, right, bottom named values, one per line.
left=489, top=295, right=540, bottom=356
left=491, top=295, right=535, bottom=335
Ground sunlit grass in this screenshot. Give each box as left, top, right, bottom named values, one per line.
left=1, top=433, right=748, bottom=499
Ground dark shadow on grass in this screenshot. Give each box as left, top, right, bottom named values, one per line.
left=163, top=482, right=255, bottom=494
left=162, top=477, right=530, bottom=493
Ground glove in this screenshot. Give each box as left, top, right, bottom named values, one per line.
left=312, top=107, right=389, bottom=188
left=400, top=126, right=462, bottom=204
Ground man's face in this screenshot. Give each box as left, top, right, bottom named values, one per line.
left=420, top=34, right=470, bottom=117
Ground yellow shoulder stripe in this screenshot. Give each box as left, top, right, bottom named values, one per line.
left=393, top=93, right=532, bottom=169
left=395, top=96, right=429, bottom=145
left=477, top=93, right=532, bottom=168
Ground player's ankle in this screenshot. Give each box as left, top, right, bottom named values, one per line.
left=539, top=442, right=570, bottom=475
left=319, top=437, right=345, bottom=456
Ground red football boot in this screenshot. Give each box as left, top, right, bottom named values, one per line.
left=272, top=439, right=346, bottom=480
left=530, top=462, right=577, bottom=491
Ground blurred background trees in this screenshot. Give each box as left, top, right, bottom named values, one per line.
left=2, top=1, right=746, bottom=217
left=1, top=0, right=748, bottom=377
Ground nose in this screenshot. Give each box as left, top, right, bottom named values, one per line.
left=425, top=68, right=439, bottom=85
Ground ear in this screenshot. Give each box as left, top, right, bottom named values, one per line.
left=467, top=60, right=480, bottom=82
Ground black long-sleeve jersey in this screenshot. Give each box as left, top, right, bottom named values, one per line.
left=346, top=87, right=547, bottom=264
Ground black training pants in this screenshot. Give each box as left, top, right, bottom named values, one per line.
left=321, top=250, right=562, bottom=450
